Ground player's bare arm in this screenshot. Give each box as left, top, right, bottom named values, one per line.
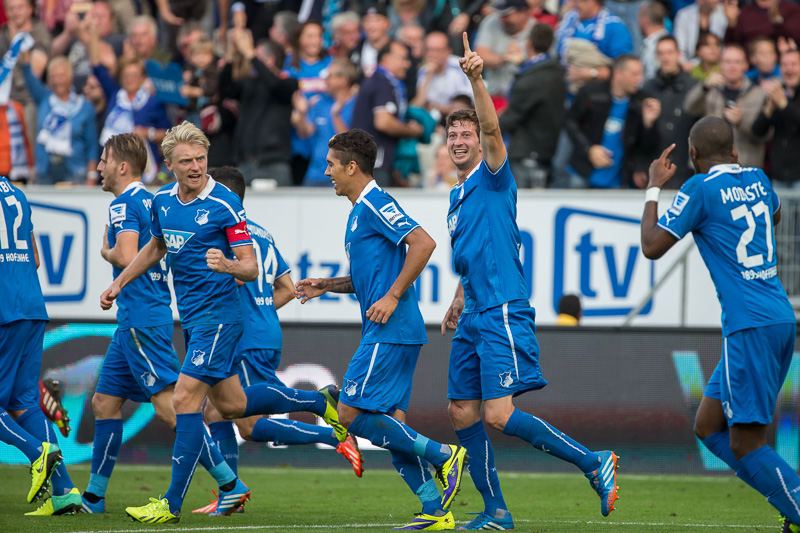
left=460, top=32, right=506, bottom=172
left=295, top=276, right=354, bottom=303
left=641, top=145, right=679, bottom=259
left=441, top=281, right=465, bottom=335
left=273, top=273, right=295, bottom=309
left=206, top=244, right=258, bottom=282
left=101, top=236, right=168, bottom=309
left=32, top=231, right=39, bottom=269
left=101, top=225, right=138, bottom=269
left=366, top=227, right=436, bottom=325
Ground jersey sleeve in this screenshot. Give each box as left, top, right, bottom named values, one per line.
left=371, top=78, right=398, bottom=115
left=480, top=157, right=514, bottom=192
left=657, top=178, right=705, bottom=240
left=215, top=191, right=253, bottom=248
left=150, top=194, right=164, bottom=240
left=362, top=193, right=420, bottom=246
left=273, top=241, right=291, bottom=280
left=109, top=197, right=141, bottom=237
left=602, top=21, right=634, bottom=58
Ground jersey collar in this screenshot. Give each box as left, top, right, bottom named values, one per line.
left=453, top=160, right=482, bottom=190
left=708, top=164, right=741, bottom=174
left=169, top=175, right=216, bottom=200
left=122, top=181, right=145, bottom=195
left=355, top=179, right=380, bottom=205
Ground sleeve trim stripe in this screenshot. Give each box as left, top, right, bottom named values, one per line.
left=275, top=269, right=291, bottom=279
left=486, top=156, right=509, bottom=176
left=395, top=225, right=419, bottom=245
left=657, top=223, right=681, bottom=239
left=115, top=229, right=140, bottom=235
left=230, top=241, right=252, bottom=247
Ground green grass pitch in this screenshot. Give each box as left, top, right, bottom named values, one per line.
left=0, top=464, right=779, bottom=532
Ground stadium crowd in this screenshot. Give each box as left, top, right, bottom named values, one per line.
left=0, top=0, right=798, bottom=190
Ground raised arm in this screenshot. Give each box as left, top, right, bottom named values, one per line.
left=461, top=32, right=506, bottom=172
left=641, top=145, right=680, bottom=259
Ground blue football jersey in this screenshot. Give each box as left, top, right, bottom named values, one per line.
left=236, top=219, right=290, bottom=354
left=0, top=176, right=47, bottom=325
left=657, top=164, right=796, bottom=335
left=151, top=177, right=252, bottom=328
left=345, top=181, right=427, bottom=345
left=108, top=182, right=172, bottom=328
left=447, top=158, right=528, bottom=313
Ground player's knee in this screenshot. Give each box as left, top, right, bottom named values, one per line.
left=92, top=393, right=115, bottom=419
left=236, top=422, right=253, bottom=441
left=154, top=407, right=176, bottom=429
left=693, top=420, right=711, bottom=441
left=484, top=409, right=510, bottom=432
left=447, top=401, right=478, bottom=429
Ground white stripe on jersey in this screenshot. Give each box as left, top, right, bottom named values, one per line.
left=208, top=195, right=241, bottom=223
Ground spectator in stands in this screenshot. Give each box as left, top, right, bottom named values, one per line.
left=231, top=32, right=297, bottom=185
left=684, top=44, right=768, bottom=168
left=412, top=31, right=471, bottom=118
left=752, top=49, right=800, bottom=188
left=499, top=23, right=565, bottom=188
left=83, top=74, right=108, bottom=141
left=724, top=0, right=800, bottom=54
left=638, top=2, right=669, bottom=80
left=352, top=40, right=424, bottom=187
left=529, top=0, right=558, bottom=29
left=397, top=23, right=424, bottom=100
left=605, top=0, right=645, bottom=56
left=173, top=21, right=206, bottom=69
left=387, top=0, right=454, bottom=38
left=0, top=97, right=33, bottom=182
left=270, top=11, right=300, bottom=57
left=21, top=54, right=98, bottom=185
left=329, top=11, right=362, bottom=59
left=473, top=0, right=534, bottom=106
left=747, top=37, right=781, bottom=83
left=125, top=15, right=171, bottom=64
left=424, top=143, right=458, bottom=189
left=355, top=6, right=392, bottom=78
left=690, top=31, right=723, bottom=81
left=643, top=35, right=699, bottom=187
left=674, top=0, right=727, bottom=64
left=556, top=294, right=582, bottom=325
left=158, top=0, right=205, bottom=52
left=181, top=37, right=220, bottom=126
left=565, top=55, right=661, bottom=189
left=292, top=58, right=358, bottom=186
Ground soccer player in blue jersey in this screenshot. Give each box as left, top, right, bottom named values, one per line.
left=194, top=166, right=362, bottom=513
left=440, top=34, right=619, bottom=530
left=295, top=129, right=467, bottom=531
left=0, top=176, right=80, bottom=514
left=83, top=134, right=243, bottom=515
left=101, top=122, right=346, bottom=523
left=641, top=117, right=800, bottom=533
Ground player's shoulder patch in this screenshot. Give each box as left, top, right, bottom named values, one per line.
left=378, top=201, right=405, bottom=226
left=109, top=203, right=127, bottom=224
left=668, top=191, right=690, bottom=216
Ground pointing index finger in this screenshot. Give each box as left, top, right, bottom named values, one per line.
left=462, top=32, right=471, bottom=54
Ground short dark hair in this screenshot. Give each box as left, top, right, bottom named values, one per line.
left=377, top=40, right=406, bottom=64
left=105, top=133, right=147, bottom=176
left=656, top=34, right=678, bottom=49
left=722, top=43, right=747, bottom=60
left=689, top=116, right=734, bottom=160
left=612, top=54, right=640, bottom=73
left=445, top=108, right=480, bottom=136
left=639, top=1, right=665, bottom=25
left=695, top=31, right=721, bottom=55
left=256, top=39, right=286, bottom=70
left=558, top=294, right=582, bottom=319
left=529, top=24, right=554, bottom=55
left=328, top=129, right=377, bottom=176
left=209, top=166, right=246, bottom=200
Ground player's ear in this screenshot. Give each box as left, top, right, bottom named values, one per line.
left=119, top=161, right=128, bottom=176
left=347, top=160, right=357, bottom=175
left=731, top=146, right=739, bottom=164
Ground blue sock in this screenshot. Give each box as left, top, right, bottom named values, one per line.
left=252, top=417, right=339, bottom=447
left=348, top=412, right=451, bottom=466
left=391, top=450, right=442, bottom=515
left=197, top=426, right=236, bottom=488
left=701, top=429, right=757, bottom=491
left=87, top=418, right=123, bottom=497
left=242, top=384, right=326, bottom=418
left=503, top=409, right=599, bottom=473
left=0, top=408, right=41, bottom=462
left=208, top=421, right=239, bottom=476
left=16, top=408, right=74, bottom=495
left=164, top=413, right=205, bottom=512
left=456, top=420, right=507, bottom=516
left=739, top=445, right=800, bottom=523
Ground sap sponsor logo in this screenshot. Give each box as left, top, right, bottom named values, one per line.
left=195, top=209, right=210, bottom=225
left=447, top=206, right=460, bottom=236
left=553, top=208, right=654, bottom=317
left=30, top=203, right=88, bottom=303
left=163, top=230, right=195, bottom=253
left=109, top=204, right=126, bottom=224
left=379, top=202, right=406, bottom=226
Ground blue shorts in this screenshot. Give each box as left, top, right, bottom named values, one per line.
left=95, top=326, right=180, bottom=403
left=0, top=320, right=46, bottom=411
left=705, top=323, right=796, bottom=425
left=236, top=349, right=285, bottom=388
left=340, top=343, right=420, bottom=414
left=181, top=323, right=244, bottom=386
left=448, top=300, right=548, bottom=401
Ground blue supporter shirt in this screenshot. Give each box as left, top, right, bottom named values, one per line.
left=283, top=55, right=333, bottom=159
left=151, top=176, right=252, bottom=328
left=567, top=13, right=633, bottom=60
left=236, top=219, right=290, bottom=353
left=304, top=94, right=356, bottom=185
left=0, top=177, right=48, bottom=325
left=447, top=158, right=528, bottom=313
left=345, top=181, right=427, bottom=345
left=108, top=181, right=172, bottom=328
left=589, top=97, right=629, bottom=189
left=657, top=164, right=796, bottom=336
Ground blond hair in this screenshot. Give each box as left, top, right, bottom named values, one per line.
left=161, top=121, right=210, bottom=163
left=47, top=56, right=73, bottom=79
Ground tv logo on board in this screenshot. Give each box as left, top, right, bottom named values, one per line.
left=30, top=203, right=88, bottom=303
left=553, top=208, right=654, bottom=317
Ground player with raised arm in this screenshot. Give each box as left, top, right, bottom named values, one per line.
left=82, top=134, right=247, bottom=516
left=0, top=175, right=69, bottom=512
left=194, top=166, right=362, bottom=515
left=296, top=129, right=467, bottom=531
left=641, top=117, right=800, bottom=533
left=440, top=33, right=619, bottom=530
left=101, top=122, right=346, bottom=524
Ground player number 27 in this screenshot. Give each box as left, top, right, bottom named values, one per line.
left=730, top=201, right=772, bottom=268
left=0, top=195, right=28, bottom=250
left=252, top=240, right=278, bottom=293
